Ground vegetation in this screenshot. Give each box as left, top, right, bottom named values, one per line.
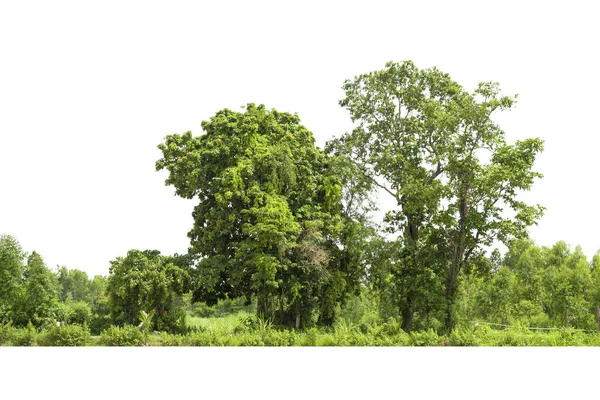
left=1, top=60, right=597, bottom=345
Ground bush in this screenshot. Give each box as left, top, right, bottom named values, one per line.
left=39, top=324, right=91, bottom=346
left=9, top=322, right=39, bottom=346
left=70, top=302, right=92, bottom=326
left=0, top=322, right=16, bottom=345
left=448, top=327, right=482, bottom=346
left=89, top=313, right=111, bottom=335
left=99, top=325, right=143, bottom=346
left=409, top=329, right=443, bottom=346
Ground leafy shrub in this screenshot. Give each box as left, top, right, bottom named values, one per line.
left=300, top=328, right=319, bottom=346
left=99, top=325, right=143, bottom=346
left=160, top=332, right=186, bottom=346
left=448, top=327, right=482, bottom=346
left=409, top=329, right=442, bottom=346
left=9, top=322, right=39, bottom=346
left=263, top=329, right=298, bottom=346
left=70, top=302, right=92, bottom=326
left=0, top=322, right=16, bottom=345
left=52, top=303, right=73, bottom=325
left=89, top=313, right=111, bottom=335
left=40, top=324, right=91, bottom=346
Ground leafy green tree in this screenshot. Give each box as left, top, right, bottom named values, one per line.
left=15, top=251, right=59, bottom=326
left=0, top=234, right=26, bottom=324
left=541, top=244, right=593, bottom=329
left=57, top=267, right=91, bottom=304
left=476, top=266, right=516, bottom=326
left=330, top=60, right=544, bottom=331
left=106, top=249, right=190, bottom=332
left=156, top=104, right=354, bottom=328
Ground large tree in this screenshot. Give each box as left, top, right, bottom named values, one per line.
left=330, top=61, right=544, bottom=331
left=0, top=234, right=26, bottom=324
left=156, top=104, right=358, bottom=328
left=15, top=251, right=59, bottom=326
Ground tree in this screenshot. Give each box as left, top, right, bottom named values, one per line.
left=16, top=251, right=59, bottom=326
left=541, top=243, right=593, bottom=329
left=156, top=104, right=354, bottom=328
left=57, top=267, right=91, bottom=304
left=0, top=234, right=26, bottom=324
left=330, top=60, right=544, bottom=331
left=106, top=249, right=190, bottom=332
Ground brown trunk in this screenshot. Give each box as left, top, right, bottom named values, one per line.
left=295, top=301, right=301, bottom=330
left=401, top=308, right=414, bottom=332
left=271, top=295, right=275, bottom=321
left=596, top=306, right=600, bottom=331
left=444, top=262, right=460, bottom=333
left=279, top=293, right=284, bottom=324
left=564, top=309, right=569, bottom=328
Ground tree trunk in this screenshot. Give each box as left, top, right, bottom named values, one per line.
left=295, top=301, right=301, bottom=330
left=279, top=293, right=284, bottom=324
left=596, top=306, right=600, bottom=331
left=444, top=264, right=460, bottom=333
left=271, top=295, right=275, bottom=321
left=401, top=308, right=414, bottom=332
left=400, top=294, right=414, bottom=332
left=564, top=309, right=569, bottom=328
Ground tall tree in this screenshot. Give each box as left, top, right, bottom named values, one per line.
left=57, top=267, right=91, bottom=304
left=0, top=234, right=26, bottom=324
left=156, top=104, right=353, bottom=328
left=15, top=251, right=59, bottom=326
left=330, top=61, right=544, bottom=331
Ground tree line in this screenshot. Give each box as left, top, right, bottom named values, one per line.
left=4, top=60, right=586, bottom=336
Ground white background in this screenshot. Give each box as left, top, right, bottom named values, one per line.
left=2, top=1, right=599, bottom=277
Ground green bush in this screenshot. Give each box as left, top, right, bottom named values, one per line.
left=160, top=332, right=186, bottom=346
left=70, top=302, right=92, bottom=326
left=8, top=322, right=39, bottom=346
left=409, top=329, right=443, bottom=346
left=0, top=322, right=16, bottom=345
left=99, top=325, right=143, bottom=346
left=89, top=313, right=111, bottom=335
left=263, top=329, right=298, bottom=346
left=39, top=324, right=91, bottom=346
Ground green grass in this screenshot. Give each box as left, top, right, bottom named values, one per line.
left=5, top=317, right=600, bottom=346
left=186, top=310, right=254, bottom=335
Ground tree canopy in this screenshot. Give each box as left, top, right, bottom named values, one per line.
left=156, top=103, right=366, bottom=327
left=328, top=60, right=544, bottom=331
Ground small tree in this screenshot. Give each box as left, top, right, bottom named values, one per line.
left=138, top=310, right=155, bottom=346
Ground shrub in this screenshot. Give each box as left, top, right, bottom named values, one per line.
left=409, top=329, right=442, bottom=346
left=70, top=302, right=92, bottom=326
left=99, top=325, right=143, bottom=346
left=263, top=329, right=298, bottom=346
left=0, top=322, right=16, bottom=345
left=89, top=313, right=111, bottom=335
left=448, top=327, right=482, bottom=346
left=160, top=332, right=185, bottom=346
left=9, top=322, right=39, bottom=346
left=40, top=324, right=91, bottom=346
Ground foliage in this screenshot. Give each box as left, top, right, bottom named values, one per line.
left=99, top=325, right=143, bottom=346
left=329, top=60, right=544, bottom=331
left=39, top=324, right=91, bottom=346
left=106, top=249, right=190, bottom=333
left=0, top=234, right=26, bottom=324
left=14, top=251, right=59, bottom=327
left=156, top=103, right=360, bottom=328
left=57, top=267, right=91, bottom=304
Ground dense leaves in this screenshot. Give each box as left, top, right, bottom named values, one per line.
left=106, top=249, right=190, bottom=332
left=156, top=103, right=363, bottom=328
left=328, top=61, right=544, bottom=331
